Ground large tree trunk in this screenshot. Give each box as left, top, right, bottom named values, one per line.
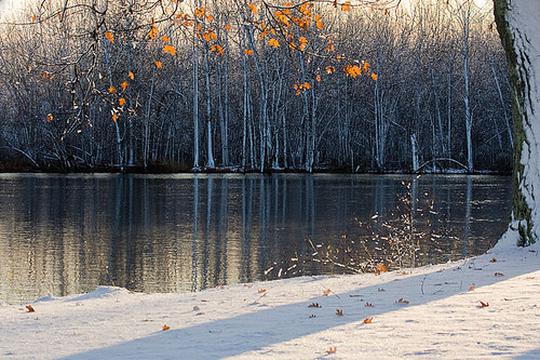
left=494, top=0, right=540, bottom=246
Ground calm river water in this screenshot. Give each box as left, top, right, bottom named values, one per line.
left=0, top=174, right=511, bottom=304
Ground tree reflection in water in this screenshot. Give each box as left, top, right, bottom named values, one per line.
left=0, top=174, right=510, bottom=304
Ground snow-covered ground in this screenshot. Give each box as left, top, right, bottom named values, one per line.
left=1, top=231, right=539, bottom=359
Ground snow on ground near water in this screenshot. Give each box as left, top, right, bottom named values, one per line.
left=1, top=233, right=540, bottom=359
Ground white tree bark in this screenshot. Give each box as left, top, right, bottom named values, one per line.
left=411, top=133, right=419, bottom=173
left=495, top=0, right=540, bottom=245
left=192, top=39, right=200, bottom=170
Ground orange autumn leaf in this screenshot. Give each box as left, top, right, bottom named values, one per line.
left=107, top=85, right=117, bottom=94
left=341, top=1, right=352, bottom=12
left=203, top=30, right=217, bottom=42
left=298, top=36, right=308, bottom=52
left=325, top=66, right=336, bottom=75
left=326, top=41, right=336, bottom=53
left=244, top=49, right=254, bottom=56
left=294, top=82, right=312, bottom=95
left=161, top=35, right=170, bottom=43
left=363, top=61, right=370, bottom=73
left=162, top=324, right=170, bottom=331
left=322, top=288, right=332, bottom=296
left=275, top=11, right=291, bottom=27
left=345, top=64, right=362, bottom=79
left=248, top=3, right=258, bottom=14
left=164, top=45, right=177, bottom=56
left=26, top=305, right=35, bottom=313
left=120, top=81, right=129, bottom=91
left=148, top=25, right=159, bottom=40
left=46, top=114, right=54, bottom=123
left=210, top=44, right=225, bottom=56
left=224, top=24, right=232, bottom=32
left=41, top=71, right=52, bottom=80
left=258, top=28, right=269, bottom=40
left=118, top=98, right=126, bottom=107
left=194, top=7, right=205, bottom=18
left=112, top=112, right=119, bottom=123
left=478, top=301, right=489, bottom=308
left=371, top=72, right=378, bottom=81
left=315, top=74, right=321, bottom=83
left=31, top=14, right=37, bottom=23
left=326, top=346, right=337, bottom=354
left=363, top=317, right=374, bottom=324
left=267, top=38, right=280, bottom=48
left=375, top=263, right=388, bottom=273
left=128, top=71, right=135, bottom=81
left=315, top=15, right=324, bottom=30
left=154, top=60, right=163, bottom=69
left=104, top=31, right=115, bottom=44
left=299, top=2, right=312, bottom=16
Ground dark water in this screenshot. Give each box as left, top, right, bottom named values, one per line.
left=0, top=174, right=511, bottom=304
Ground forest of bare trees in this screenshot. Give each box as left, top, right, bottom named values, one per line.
left=0, top=0, right=511, bottom=173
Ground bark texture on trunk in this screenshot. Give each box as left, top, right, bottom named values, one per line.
left=494, top=0, right=540, bottom=246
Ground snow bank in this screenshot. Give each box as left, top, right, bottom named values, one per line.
left=1, top=241, right=539, bottom=359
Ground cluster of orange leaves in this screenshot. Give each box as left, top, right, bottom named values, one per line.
left=191, top=7, right=228, bottom=58
left=47, top=2, right=379, bottom=123
left=108, top=71, right=135, bottom=123
left=294, top=82, right=312, bottom=96
left=344, top=61, right=378, bottom=81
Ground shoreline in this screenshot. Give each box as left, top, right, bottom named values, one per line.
left=1, top=231, right=539, bottom=359
left=0, top=168, right=512, bottom=176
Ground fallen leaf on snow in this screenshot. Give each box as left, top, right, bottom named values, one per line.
left=258, top=288, right=267, bottom=294
left=25, top=305, right=35, bottom=313
left=336, top=308, right=344, bottom=316
left=322, top=288, right=332, bottom=296
left=363, top=317, right=374, bottom=324
left=375, top=263, right=388, bottom=274
left=162, top=324, right=170, bottom=331
left=326, top=346, right=337, bottom=354
left=478, top=301, right=489, bottom=308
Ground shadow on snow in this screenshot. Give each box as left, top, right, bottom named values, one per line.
left=64, top=247, right=539, bottom=359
